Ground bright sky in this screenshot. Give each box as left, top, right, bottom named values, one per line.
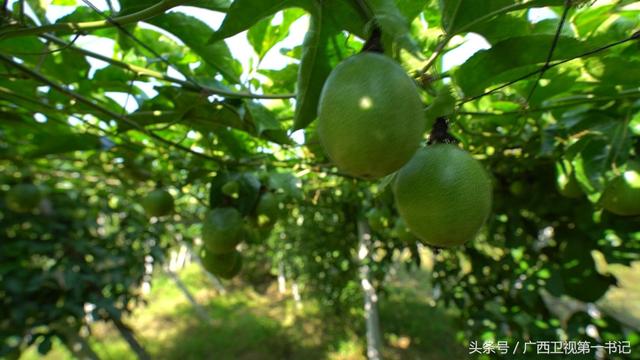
left=8, top=0, right=557, bottom=143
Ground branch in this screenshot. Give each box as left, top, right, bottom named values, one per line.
left=525, top=0, right=571, bottom=103
left=455, top=89, right=640, bottom=117
left=459, top=33, right=639, bottom=104
left=38, top=34, right=295, bottom=100
left=415, top=0, right=548, bottom=78
left=0, top=0, right=189, bottom=40
left=0, top=53, right=233, bottom=164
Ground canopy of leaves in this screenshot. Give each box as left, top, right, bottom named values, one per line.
left=1, top=0, right=639, bottom=356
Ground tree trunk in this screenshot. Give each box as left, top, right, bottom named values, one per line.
left=292, top=281, right=303, bottom=310
left=111, top=317, right=151, bottom=360
left=357, top=220, right=383, bottom=360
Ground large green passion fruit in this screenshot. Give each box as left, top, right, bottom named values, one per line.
left=317, top=52, right=425, bottom=179
left=393, top=144, right=492, bottom=247
left=6, top=183, right=41, bottom=213
left=600, top=162, right=640, bottom=216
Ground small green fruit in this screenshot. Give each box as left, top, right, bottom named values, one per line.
left=6, top=183, right=41, bottom=213
left=600, top=164, right=640, bottom=216
left=256, top=192, right=279, bottom=226
left=141, top=189, right=174, bottom=217
left=366, top=208, right=387, bottom=233
left=202, top=207, right=244, bottom=254
left=556, top=161, right=582, bottom=198
left=394, top=144, right=492, bottom=247
left=221, top=180, right=240, bottom=197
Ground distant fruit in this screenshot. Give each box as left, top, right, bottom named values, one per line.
left=201, top=250, right=242, bottom=279
left=209, top=172, right=260, bottom=215
left=6, top=183, right=41, bottom=213
left=141, top=189, right=174, bottom=217
left=366, top=208, right=387, bottom=233
left=393, top=144, right=492, bottom=247
left=600, top=163, right=640, bottom=216
left=556, top=160, right=582, bottom=198
left=202, top=207, right=244, bottom=254
left=221, top=180, right=240, bottom=197
left=317, top=52, right=425, bottom=179
left=256, top=192, right=279, bottom=225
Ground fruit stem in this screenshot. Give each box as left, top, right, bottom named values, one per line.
left=360, top=26, right=384, bottom=54
left=428, top=117, right=458, bottom=145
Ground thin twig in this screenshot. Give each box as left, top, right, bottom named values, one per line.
left=459, top=33, right=639, bottom=105
left=0, top=53, right=233, bottom=165
left=525, top=0, right=572, bottom=103
left=0, top=0, right=188, bottom=40
left=34, top=33, right=294, bottom=100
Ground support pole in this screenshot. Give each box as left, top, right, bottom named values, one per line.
left=357, top=220, right=383, bottom=360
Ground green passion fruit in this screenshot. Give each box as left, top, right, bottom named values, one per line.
left=600, top=163, right=640, bottom=216
left=141, top=189, right=174, bottom=217
left=201, top=249, right=242, bottom=279
left=317, top=52, right=425, bottom=179
left=202, top=207, right=244, bottom=254
left=393, top=144, right=492, bottom=248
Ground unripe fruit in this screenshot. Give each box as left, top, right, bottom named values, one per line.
left=318, top=52, right=425, bottom=179
left=141, top=189, right=174, bottom=217
left=256, top=192, right=279, bottom=226
left=202, top=207, right=243, bottom=254
left=221, top=180, right=240, bottom=197
left=600, top=163, right=640, bottom=216
left=201, top=250, right=242, bottom=279
left=6, top=183, right=41, bottom=213
left=556, top=161, right=582, bottom=198
left=366, top=208, right=387, bottom=233
left=393, top=144, right=492, bottom=247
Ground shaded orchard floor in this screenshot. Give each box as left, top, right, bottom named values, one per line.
left=21, top=264, right=467, bottom=360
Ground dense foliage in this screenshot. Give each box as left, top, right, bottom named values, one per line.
left=1, top=0, right=639, bottom=358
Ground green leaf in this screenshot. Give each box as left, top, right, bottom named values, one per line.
left=37, top=336, right=53, bottom=355
left=210, top=0, right=309, bottom=43
left=27, top=133, right=104, bottom=158
left=146, top=12, right=241, bottom=83
left=293, top=7, right=341, bottom=130
left=258, top=64, right=299, bottom=93
left=248, top=8, right=305, bottom=60
left=52, top=0, right=76, bottom=5
left=209, top=172, right=261, bottom=215
left=559, top=235, right=613, bottom=303
left=585, top=58, right=640, bottom=85
left=119, top=0, right=230, bottom=15
left=245, top=101, right=281, bottom=135
left=369, top=0, right=419, bottom=55
left=424, top=86, right=457, bottom=130
left=569, top=135, right=610, bottom=197
left=455, top=35, right=588, bottom=98
left=467, top=14, right=531, bottom=44
left=439, top=0, right=564, bottom=35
